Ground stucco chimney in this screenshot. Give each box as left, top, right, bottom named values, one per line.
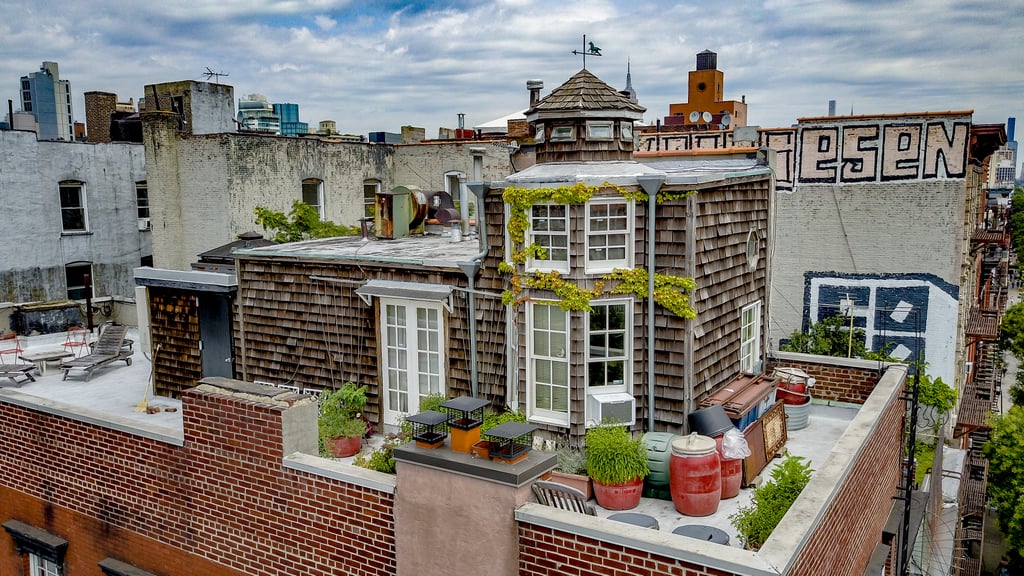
left=527, top=80, right=544, bottom=107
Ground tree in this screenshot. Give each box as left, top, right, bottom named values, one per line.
left=999, top=303, right=1024, bottom=360
left=780, top=314, right=875, bottom=358
left=254, top=201, right=358, bottom=243
left=984, top=406, right=1024, bottom=559
left=1009, top=187, right=1024, bottom=258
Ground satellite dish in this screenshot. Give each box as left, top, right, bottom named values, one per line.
left=720, top=113, right=732, bottom=127
left=701, top=111, right=713, bottom=123
left=689, top=111, right=701, bottom=123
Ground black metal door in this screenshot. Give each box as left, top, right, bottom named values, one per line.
left=198, top=293, right=234, bottom=378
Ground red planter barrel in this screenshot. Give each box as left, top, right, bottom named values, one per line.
left=593, top=477, right=644, bottom=510
left=669, top=434, right=721, bottom=516
left=713, top=434, right=743, bottom=499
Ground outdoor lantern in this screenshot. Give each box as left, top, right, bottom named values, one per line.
left=482, top=422, right=537, bottom=464
left=406, top=410, right=449, bottom=449
left=440, top=396, right=490, bottom=453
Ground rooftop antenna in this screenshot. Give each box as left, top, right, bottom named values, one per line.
left=202, top=67, right=229, bottom=84
left=571, top=34, right=602, bottom=69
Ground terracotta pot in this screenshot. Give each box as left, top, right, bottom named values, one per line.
left=327, top=436, right=362, bottom=458
left=549, top=470, right=593, bottom=500
left=471, top=440, right=492, bottom=459
left=593, top=477, right=644, bottom=510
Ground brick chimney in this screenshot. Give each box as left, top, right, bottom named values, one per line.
left=84, top=91, right=117, bottom=143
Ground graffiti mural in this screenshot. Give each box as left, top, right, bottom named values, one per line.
left=803, top=273, right=959, bottom=384
left=636, top=113, right=971, bottom=192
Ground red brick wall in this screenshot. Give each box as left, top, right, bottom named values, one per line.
left=517, top=524, right=740, bottom=576
left=0, top=389, right=396, bottom=576
left=768, top=357, right=886, bottom=405
left=786, top=374, right=904, bottom=576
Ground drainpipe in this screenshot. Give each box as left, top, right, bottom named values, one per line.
left=462, top=180, right=491, bottom=397
left=636, top=174, right=666, bottom=433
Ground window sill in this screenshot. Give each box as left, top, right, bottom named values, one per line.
left=61, top=231, right=93, bottom=237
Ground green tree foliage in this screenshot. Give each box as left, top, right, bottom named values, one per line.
left=781, top=314, right=872, bottom=357
left=1009, top=187, right=1024, bottom=258
left=1000, top=303, right=1024, bottom=360
left=984, top=406, right=1024, bottom=558
left=254, top=201, right=359, bottom=243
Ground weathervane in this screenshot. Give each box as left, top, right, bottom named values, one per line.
left=202, top=67, right=229, bottom=84
left=571, top=34, right=602, bottom=69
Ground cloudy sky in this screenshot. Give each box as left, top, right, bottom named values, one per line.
left=2, top=0, right=1022, bottom=138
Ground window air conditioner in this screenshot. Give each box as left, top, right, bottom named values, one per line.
left=588, top=392, right=636, bottom=427
left=138, top=218, right=151, bottom=231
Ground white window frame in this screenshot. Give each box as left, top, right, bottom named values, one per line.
left=30, top=553, right=60, bottom=576
left=302, top=178, right=325, bottom=220
left=740, top=301, right=762, bottom=374
left=550, top=125, right=575, bottom=141
left=363, top=179, right=380, bottom=218
left=526, top=301, right=570, bottom=427
left=746, top=228, right=760, bottom=271
left=533, top=123, right=545, bottom=143
left=585, top=198, right=633, bottom=273
left=379, top=298, right=445, bottom=427
left=59, top=180, right=88, bottom=233
left=526, top=202, right=570, bottom=273
left=620, top=121, right=634, bottom=141
left=586, top=300, right=631, bottom=395
left=586, top=121, right=614, bottom=141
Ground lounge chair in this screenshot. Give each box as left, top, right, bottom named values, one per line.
left=0, top=364, right=36, bottom=386
left=61, top=324, right=133, bottom=381
left=532, top=480, right=597, bottom=516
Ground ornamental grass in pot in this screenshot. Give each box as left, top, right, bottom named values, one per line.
left=585, top=424, right=650, bottom=510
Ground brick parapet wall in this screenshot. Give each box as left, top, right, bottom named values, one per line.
left=0, top=387, right=397, bottom=576
left=768, top=352, right=891, bottom=405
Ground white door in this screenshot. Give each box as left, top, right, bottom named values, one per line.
left=381, top=300, right=444, bottom=427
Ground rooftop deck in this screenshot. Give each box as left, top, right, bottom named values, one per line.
left=3, top=330, right=865, bottom=552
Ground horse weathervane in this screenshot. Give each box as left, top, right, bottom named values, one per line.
left=571, top=34, right=602, bottom=69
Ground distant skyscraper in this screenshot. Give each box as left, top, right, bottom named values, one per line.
left=622, top=60, right=637, bottom=104
left=237, top=94, right=280, bottom=134
left=19, top=61, right=74, bottom=141
left=273, top=102, right=309, bottom=136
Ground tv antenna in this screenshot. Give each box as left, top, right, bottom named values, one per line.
left=571, top=34, right=602, bottom=69
left=202, top=67, right=229, bottom=84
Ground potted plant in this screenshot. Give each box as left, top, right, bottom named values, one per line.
left=729, top=454, right=813, bottom=550
left=585, top=424, right=650, bottom=510
left=550, top=443, right=592, bottom=499
left=319, top=383, right=369, bottom=458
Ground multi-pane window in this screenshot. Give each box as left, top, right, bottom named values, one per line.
left=587, top=302, right=630, bottom=391
left=586, top=200, right=631, bottom=271
left=550, top=125, right=574, bottom=141
left=528, top=203, right=569, bottom=271
left=363, top=179, right=380, bottom=218
left=381, top=300, right=444, bottom=426
left=136, top=181, right=149, bottom=219
left=302, top=178, right=324, bottom=219
left=586, top=121, right=614, bottom=140
left=59, top=180, right=87, bottom=232
left=30, top=554, right=60, bottom=576
left=65, top=262, right=92, bottom=300
left=528, top=303, right=569, bottom=425
left=740, top=301, right=762, bottom=373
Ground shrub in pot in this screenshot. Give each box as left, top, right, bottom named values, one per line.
left=319, top=383, right=369, bottom=458
left=550, top=444, right=592, bottom=499
left=585, top=424, right=650, bottom=510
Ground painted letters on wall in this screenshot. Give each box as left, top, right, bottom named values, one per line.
left=803, top=273, right=959, bottom=385
left=636, top=114, right=971, bottom=191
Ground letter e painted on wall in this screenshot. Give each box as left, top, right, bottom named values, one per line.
left=881, top=124, right=921, bottom=181
left=798, top=127, right=839, bottom=183
left=840, top=125, right=879, bottom=183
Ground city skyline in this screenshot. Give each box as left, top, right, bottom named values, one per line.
left=1, top=0, right=1022, bottom=137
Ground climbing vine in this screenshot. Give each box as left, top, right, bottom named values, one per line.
left=500, top=182, right=698, bottom=319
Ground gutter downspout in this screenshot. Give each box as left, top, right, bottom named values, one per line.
left=463, top=180, right=491, bottom=398
left=636, top=174, right=666, bottom=433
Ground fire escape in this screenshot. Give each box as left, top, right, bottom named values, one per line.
left=951, top=216, right=1010, bottom=576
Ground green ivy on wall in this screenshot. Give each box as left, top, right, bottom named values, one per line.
left=499, top=182, right=698, bottom=319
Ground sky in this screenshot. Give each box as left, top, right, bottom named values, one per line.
left=1, top=0, right=1022, bottom=139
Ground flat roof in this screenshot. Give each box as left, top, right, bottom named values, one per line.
left=233, top=232, right=486, bottom=269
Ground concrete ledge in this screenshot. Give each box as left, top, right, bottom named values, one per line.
left=283, top=451, right=397, bottom=494
left=0, top=388, right=183, bottom=446
left=515, top=503, right=779, bottom=576
left=394, top=441, right=556, bottom=487
left=770, top=349, right=897, bottom=372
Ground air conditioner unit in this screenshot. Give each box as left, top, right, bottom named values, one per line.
left=588, top=392, right=636, bottom=427
left=138, top=218, right=151, bottom=231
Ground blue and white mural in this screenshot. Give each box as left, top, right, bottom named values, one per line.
left=804, top=273, right=960, bottom=384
